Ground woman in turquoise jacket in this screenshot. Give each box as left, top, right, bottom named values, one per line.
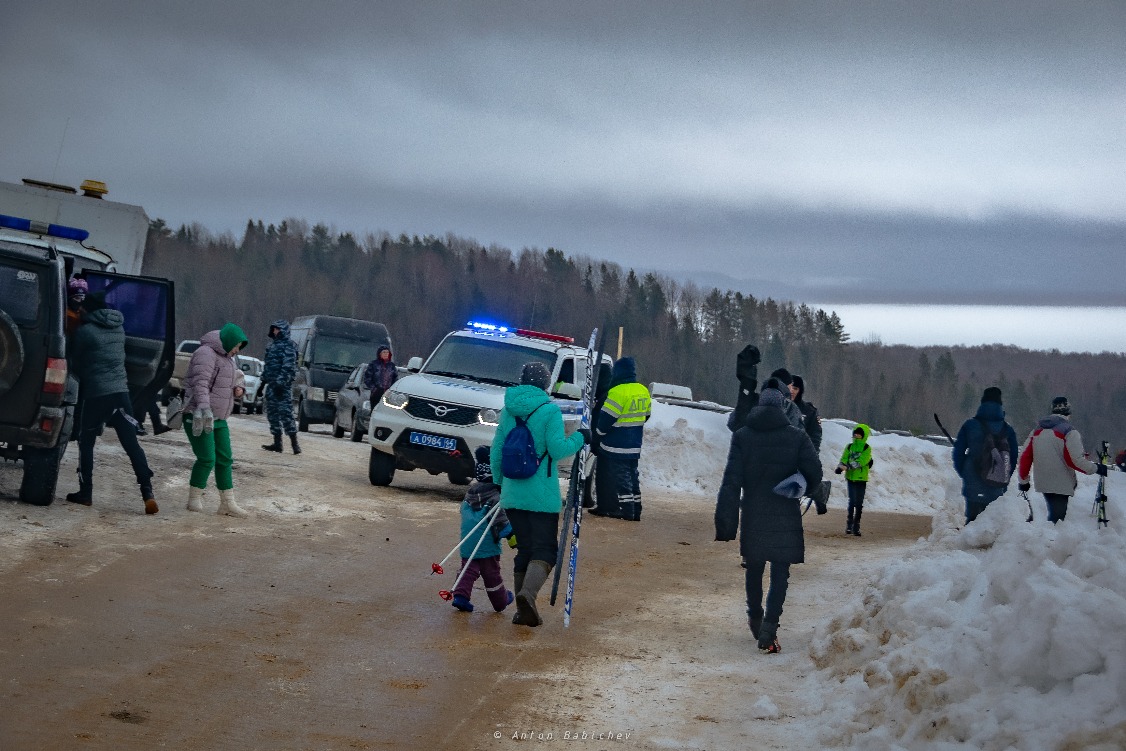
left=835, top=424, right=873, bottom=536
left=490, top=362, right=586, bottom=627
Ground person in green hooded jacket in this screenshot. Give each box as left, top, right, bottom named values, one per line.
left=182, top=323, right=250, bottom=517
left=490, top=362, right=588, bottom=627
left=835, top=424, right=873, bottom=536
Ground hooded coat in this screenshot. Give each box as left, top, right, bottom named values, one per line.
left=1018, top=414, right=1099, bottom=496
left=715, top=404, right=823, bottom=564
left=184, top=324, right=248, bottom=420
left=363, top=345, right=398, bottom=396
left=489, top=384, right=584, bottom=513
left=262, top=319, right=298, bottom=390
left=791, top=376, right=823, bottom=452
left=953, top=400, right=1019, bottom=502
left=839, top=424, right=873, bottom=482
left=70, top=308, right=129, bottom=398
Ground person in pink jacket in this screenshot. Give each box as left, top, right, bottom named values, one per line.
left=182, top=323, right=250, bottom=517
left=1018, top=396, right=1108, bottom=523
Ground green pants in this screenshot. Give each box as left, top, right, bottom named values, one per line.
left=183, top=416, right=234, bottom=491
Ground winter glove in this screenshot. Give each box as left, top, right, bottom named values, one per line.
left=1095, top=463, right=1108, bottom=477
left=200, top=407, right=215, bottom=434
left=815, top=500, right=828, bottom=515
left=191, top=409, right=204, bottom=436
left=834, top=465, right=844, bottom=475
left=1018, top=481, right=1031, bottom=493
left=507, top=534, right=518, bottom=549
left=578, top=427, right=592, bottom=445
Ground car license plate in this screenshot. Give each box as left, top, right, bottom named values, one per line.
left=409, top=431, right=457, bottom=451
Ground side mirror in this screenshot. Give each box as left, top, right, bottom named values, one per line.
left=553, top=383, right=582, bottom=400
left=407, top=356, right=423, bottom=373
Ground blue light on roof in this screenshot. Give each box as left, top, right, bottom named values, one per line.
left=0, top=214, right=90, bottom=243
left=467, top=320, right=510, bottom=333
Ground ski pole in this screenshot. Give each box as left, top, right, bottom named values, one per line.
left=933, top=413, right=955, bottom=446
left=430, top=499, right=502, bottom=576
left=439, top=501, right=503, bottom=601
left=1019, top=489, right=1034, bottom=523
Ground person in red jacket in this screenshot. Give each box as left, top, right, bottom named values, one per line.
left=1018, top=396, right=1107, bottom=523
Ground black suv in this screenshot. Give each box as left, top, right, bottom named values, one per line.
left=0, top=221, right=175, bottom=505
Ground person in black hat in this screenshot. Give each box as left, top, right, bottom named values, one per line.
left=1017, top=396, right=1106, bottom=523
left=952, top=386, right=1019, bottom=524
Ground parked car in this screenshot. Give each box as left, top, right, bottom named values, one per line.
left=162, top=339, right=200, bottom=403
left=233, top=355, right=264, bottom=414
left=288, top=315, right=391, bottom=431
left=0, top=216, right=175, bottom=505
left=331, top=363, right=370, bottom=441
left=366, top=321, right=609, bottom=487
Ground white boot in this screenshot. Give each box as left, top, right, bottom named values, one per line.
left=217, top=488, right=249, bottom=518
left=187, top=486, right=204, bottom=512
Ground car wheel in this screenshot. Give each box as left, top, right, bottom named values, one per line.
left=349, top=414, right=365, bottom=443
left=447, top=472, right=471, bottom=486
left=0, top=308, right=25, bottom=398
left=332, top=419, right=345, bottom=439
left=368, top=448, right=395, bottom=486
left=19, top=437, right=68, bottom=506
left=298, top=400, right=310, bottom=432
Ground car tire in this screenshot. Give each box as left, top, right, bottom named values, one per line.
left=349, top=415, right=365, bottom=443
left=447, top=472, right=471, bottom=486
left=368, top=448, right=395, bottom=486
left=332, top=420, right=345, bottom=439
left=19, top=438, right=68, bottom=506
left=298, top=400, right=310, bottom=432
left=0, top=308, right=25, bottom=398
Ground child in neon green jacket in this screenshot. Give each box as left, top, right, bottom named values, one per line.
left=835, top=424, right=872, bottom=537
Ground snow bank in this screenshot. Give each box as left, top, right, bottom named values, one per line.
left=809, top=477, right=1126, bottom=751
left=641, top=402, right=953, bottom=516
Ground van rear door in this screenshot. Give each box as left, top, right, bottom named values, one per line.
left=82, top=270, right=175, bottom=414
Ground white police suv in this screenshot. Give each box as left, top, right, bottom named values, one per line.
left=366, top=321, right=604, bottom=487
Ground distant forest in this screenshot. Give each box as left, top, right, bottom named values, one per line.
left=142, top=218, right=1126, bottom=451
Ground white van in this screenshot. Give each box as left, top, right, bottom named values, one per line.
left=366, top=321, right=608, bottom=486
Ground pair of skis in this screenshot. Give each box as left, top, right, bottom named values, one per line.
left=549, top=327, right=605, bottom=627
left=1092, top=440, right=1110, bottom=529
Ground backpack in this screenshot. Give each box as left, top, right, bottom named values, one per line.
left=976, top=417, right=1011, bottom=488
left=501, top=403, right=548, bottom=480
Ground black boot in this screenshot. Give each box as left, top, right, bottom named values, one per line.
left=289, top=433, right=301, bottom=455
left=748, top=606, right=764, bottom=640
left=153, top=422, right=171, bottom=436
left=846, top=507, right=854, bottom=535
left=758, top=620, right=780, bottom=653
left=852, top=509, right=862, bottom=537
left=66, top=484, right=93, bottom=506
left=511, top=571, right=527, bottom=624
left=262, top=434, right=283, bottom=452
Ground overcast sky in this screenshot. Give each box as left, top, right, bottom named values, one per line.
left=2, top=1, right=1124, bottom=306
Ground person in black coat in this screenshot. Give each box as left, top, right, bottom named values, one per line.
left=790, top=375, right=822, bottom=452
left=715, top=387, right=823, bottom=653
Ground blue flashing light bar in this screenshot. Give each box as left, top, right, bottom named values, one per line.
left=467, top=320, right=510, bottom=333
left=0, top=214, right=90, bottom=243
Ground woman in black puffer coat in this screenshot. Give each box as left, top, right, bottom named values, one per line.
left=715, top=387, right=823, bottom=653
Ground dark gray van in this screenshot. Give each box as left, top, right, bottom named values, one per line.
left=288, top=315, right=391, bottom=431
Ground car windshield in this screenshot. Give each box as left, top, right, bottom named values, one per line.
left=180, top=341, right=201, bottom=353
left=239, top=359, right=262, bottom=376
left=423, top=335, right=555, bottom=386
left=310, top=335, right=379, bottom=369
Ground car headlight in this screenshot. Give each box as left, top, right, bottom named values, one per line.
left=478, top=407, right=499, bottom=426
left=382, top=390, right=408, bottom=409
left=309, top=387, right=326, bottom=402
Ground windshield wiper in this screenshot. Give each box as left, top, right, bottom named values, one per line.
left=426, top=369, right=476, bottom=380
left=474, top=376, right=518, bottom=387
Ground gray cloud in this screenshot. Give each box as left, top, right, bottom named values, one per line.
left=2, top=0, right=1124, bottom=304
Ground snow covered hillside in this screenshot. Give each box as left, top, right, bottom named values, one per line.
left=642, top=400, right=1126, bottom=750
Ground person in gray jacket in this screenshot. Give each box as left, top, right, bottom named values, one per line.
left=66, top=292, right=157, bottom=514
left=1017, top=396, right=1107, bottom=523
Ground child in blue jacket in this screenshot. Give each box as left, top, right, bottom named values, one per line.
left=451, top=447, right=516, bottom=613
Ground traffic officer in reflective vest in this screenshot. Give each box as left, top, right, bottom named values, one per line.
left=591, top=357, right=652, bottom=521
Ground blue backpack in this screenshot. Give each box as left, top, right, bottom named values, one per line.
left=501, top=403, right=548, bottom=480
